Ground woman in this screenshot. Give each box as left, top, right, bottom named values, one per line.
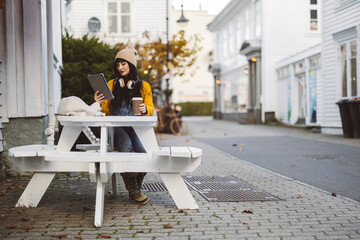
left=94, top=46, right=154, bottom=205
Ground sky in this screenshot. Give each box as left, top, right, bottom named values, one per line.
left=171, top=0, right=231, bottom=15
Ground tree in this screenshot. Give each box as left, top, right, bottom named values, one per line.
left=62, top=32, right=119, bottom=104
left=115, top=30, right=203, bottom=104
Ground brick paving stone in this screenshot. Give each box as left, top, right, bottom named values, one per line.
left=1, top=120, right=359, bottom=240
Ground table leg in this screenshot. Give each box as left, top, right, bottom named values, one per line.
left=159, top=173, right=199, bottom=209
left=94, top=169, right=105, bottom=227
left=16, top=173, right=55, bottom=207
left=111, top=174, right=118, bottom=195
left=56, top=126, right=82, bottom=152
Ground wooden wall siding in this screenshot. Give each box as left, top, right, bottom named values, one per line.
left=261, top=0, right=321, bottom=114
left=67, top=0, right=168, bottom=45
left=320, top=0, right=360, bottom=127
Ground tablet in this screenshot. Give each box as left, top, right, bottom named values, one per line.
left=88, top=73, right=114, bottom=100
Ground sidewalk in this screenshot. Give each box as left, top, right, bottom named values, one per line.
left=0, top=118, right=359, bottom=239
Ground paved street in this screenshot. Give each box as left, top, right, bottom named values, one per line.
left=185, top=117, right=360, bottom=202
left=0, top=117, right=360, bottom=239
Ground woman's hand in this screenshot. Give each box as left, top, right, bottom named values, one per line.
left=94, top=91, right=105, bottom=104
left=139, top=103, right=147, bottom=115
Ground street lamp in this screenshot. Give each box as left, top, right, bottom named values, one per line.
left=165, top=0, right=189, bottom=107
left=176, top=0, right=189, bottom=27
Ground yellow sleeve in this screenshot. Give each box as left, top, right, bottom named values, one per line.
left=141, top=81, right=154, bottom=116
left=100, top=79, right=114, bottom=116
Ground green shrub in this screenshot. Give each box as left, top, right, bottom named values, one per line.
left=176, top=102, right=212, bottom=116
left=61, top=33, right=119, bottom=104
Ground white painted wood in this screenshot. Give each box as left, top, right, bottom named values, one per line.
left=15, top=173, right=55, bottom=207
left=89, top=163, right=96, bottom=182
left=188, top=147, right=202, bottom=158
left=12, top=156, right=89, bottom=172
left=56, top=126, right=82, bottom=151
left=159, top=173, right=198, bottom=209
left=43, top=151, right=149, bottom=162
left=57, top=116, right=157, bottom=127
left=100, top=162, right=113, bottom=183
left=152, top=147, right=171, bottom=156
left=100, top=126, right=107, bottom=153
left=133, top=126, right=159, bottom=153
left=9, top=144, right=55, bottom=157
left=94, top=171, right=105, bottom=227
left=170, top=147, right=191, bottom=158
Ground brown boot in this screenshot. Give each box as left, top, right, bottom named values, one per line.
left=121, top=173, right=149, bottom=205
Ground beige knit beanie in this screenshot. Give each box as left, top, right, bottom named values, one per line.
left=115, top=46, right=137, bottom=67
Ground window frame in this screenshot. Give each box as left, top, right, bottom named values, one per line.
left=309, top=0, right=319, bottom=32
left=105, top=0, right=133, bottom=36
left=338, top=39, right=358, bottom=98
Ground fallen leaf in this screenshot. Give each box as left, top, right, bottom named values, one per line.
left=201, top=130, right=206, bottom=133
left=185, top=139, right=189, bottom=142
left=242, top=210, right=253, bottom=214
left=242, top=222, right=250, bottom=225
left=209, top=176, right=214, bottom=179
left=297, top=195, right=303, bottom=199
left=6, top=225, right=17, bottom=229
left=177, top=210, right=184, bottom=213
left=290, top=164, right=296, bottom=167
left=240, top=144, right=244, bottom=147
left=100, top=234, right=111, bottom=238
left=29, top=173, right=34, bottom=178
left=164, top=223, right=173, bottom=229
left=232, top=143, right=238, bottom=146
left=122, top=214, right=132, bottom=217
left=21, top=226, right=33, bottom=230
left=16, top=185, right=22, bottom=188
left=51, top=234, right=67, bottom=238
left=240, top=148, right=245, bottom=151
left=143, top=218, right=150, bottom=220
left=332, top=193, right=337, bottom=197
left=74, top=236, right=82, bottom=239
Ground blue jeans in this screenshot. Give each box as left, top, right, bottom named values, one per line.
left=114, top=127, right=145, bottom=153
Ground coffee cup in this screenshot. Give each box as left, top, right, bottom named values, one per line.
left=132, top=97, right=143, bottom=115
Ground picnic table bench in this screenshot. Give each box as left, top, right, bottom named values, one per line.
left=9, top=115, right=202, bottom=227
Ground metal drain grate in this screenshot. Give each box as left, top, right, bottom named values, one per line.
left=141, top=182, right=168, bottom=192
left=183, top=175, right=279, bottom=202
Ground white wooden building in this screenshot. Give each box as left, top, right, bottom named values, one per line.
left=63, top=0, right=171, bottom=46
left=0, top=0, right=62, bottom=173
left=208, top=0, right=321, bottom=123
left=171, top=9, right=215, bottom=103
left=319, top=0, right=360, bottom=135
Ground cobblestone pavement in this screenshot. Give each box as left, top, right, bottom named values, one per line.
left=0, top=118, right=359, bottom=239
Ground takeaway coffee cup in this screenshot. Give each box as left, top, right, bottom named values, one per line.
left=132, top=97, right=143, bottom=115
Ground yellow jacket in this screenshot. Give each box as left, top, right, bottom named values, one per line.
left=101, top=80, right=154, bottom=116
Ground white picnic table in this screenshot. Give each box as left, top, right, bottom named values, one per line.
left=9, top=116, right=202, bottom=227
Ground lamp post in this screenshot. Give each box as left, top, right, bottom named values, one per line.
left=164, top=0, right=189, bottom=108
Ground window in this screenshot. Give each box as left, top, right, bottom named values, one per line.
left=107, top=1, right=131, bottom=35
left=310, top=1, right=318, bottom=31
left=340, top=40, right=358, bottom=97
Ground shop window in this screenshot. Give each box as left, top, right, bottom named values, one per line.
left=340, top=40, right=358, bottom=97
left=107, top=1, right=131, bottom=35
